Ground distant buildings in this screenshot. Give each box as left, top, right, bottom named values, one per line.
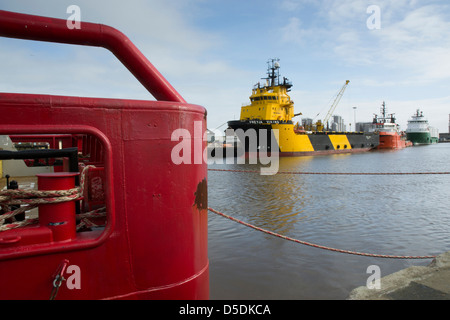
left=330, top=115, right=346, bottom=132
left=301, top=117, right=313, bottom=129
left=439, top=114, right=450, bottom=142
left=301, top=115, right=347, bottom=131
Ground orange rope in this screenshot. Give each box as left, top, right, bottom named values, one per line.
left=208, top=168, right=450, bottom=175
left=208, top=207, right=436, bottom=260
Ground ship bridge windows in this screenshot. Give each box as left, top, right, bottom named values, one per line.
left=250, top=96, right=278, bottom=102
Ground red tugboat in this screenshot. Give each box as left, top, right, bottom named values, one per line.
left=370, top=102, right=411, bottom=150
left=0, top=10, right=209, bottom=299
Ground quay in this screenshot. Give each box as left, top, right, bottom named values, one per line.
left=348, top=251, right=450, bottom=300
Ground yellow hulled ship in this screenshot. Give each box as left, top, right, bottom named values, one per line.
left=227, top=59, right=379, bottom=156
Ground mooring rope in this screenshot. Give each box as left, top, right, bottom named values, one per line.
left=0, top=217, right=39, bottom=232
left=0, top=188, right=82, bottom=228
left=208, top=167, right=444, bottom=259
left=208, top=207, right=437, bottom=260
left=0, top=165, right=106, bottom=232
left=0, top=187, right=81, bottom=205
left=208, top=168, right=450, bottom=175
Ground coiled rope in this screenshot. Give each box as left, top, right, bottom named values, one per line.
left=0, top=187, right=82, bottom=231
left=208, top=207, right=436, bottom=260
left=0, top=166, right=106, bottom=232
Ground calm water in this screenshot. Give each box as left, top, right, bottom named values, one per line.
left=207, top=143, right=450, bottom=299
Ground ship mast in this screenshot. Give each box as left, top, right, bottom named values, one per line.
left=381, top=101, right=386, bottom=119
left=263, top=58, right=280, bottom=87
left=380, top=101, right=396, bottom=124
left=261, top=58, right=292, bottom=91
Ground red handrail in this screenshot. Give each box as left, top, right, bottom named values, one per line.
left=0, top=10, right=186, bottom=103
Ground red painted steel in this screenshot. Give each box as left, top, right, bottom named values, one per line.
left=0, top=11, right=208, bottom=300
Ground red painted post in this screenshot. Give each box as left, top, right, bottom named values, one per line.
left=36, top=173, right=79, bottom=242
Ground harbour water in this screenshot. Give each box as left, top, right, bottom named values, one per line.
left=207, top=143, right=450, bottom=299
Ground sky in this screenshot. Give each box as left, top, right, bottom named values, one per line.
left=1, top=0, right=450, bottom=135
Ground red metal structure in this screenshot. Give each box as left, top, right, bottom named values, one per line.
left=0, top=10, right=209, bottom=299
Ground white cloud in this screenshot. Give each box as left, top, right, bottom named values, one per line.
left=340, top=3, right=450, bottom=82
left=279, top=1, right=450, bottom=80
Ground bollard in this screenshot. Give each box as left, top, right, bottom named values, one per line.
left=36, top=172, right=79, bottom=242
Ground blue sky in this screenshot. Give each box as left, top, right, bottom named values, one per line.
left=1, top=0, right=449, bottom=134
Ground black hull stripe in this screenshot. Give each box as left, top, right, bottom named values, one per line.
left=227, top=122, right=379, bottom=154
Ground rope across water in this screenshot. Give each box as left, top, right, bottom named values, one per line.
left=208, top=207, right=436, bottom=260
left=208, top=168, right=450, bottom=175
left=208, top=168, right=443, bottom=260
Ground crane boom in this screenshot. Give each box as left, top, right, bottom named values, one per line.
left=323, top=80, right=350, bottom=126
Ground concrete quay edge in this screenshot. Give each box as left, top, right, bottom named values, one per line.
left=348, top=251, right=450, bottom=300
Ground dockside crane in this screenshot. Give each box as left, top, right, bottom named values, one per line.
left=316, top=80, right=350, bottom=131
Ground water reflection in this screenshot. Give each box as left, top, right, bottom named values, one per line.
left=209, top=157, right=318, bottom=235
